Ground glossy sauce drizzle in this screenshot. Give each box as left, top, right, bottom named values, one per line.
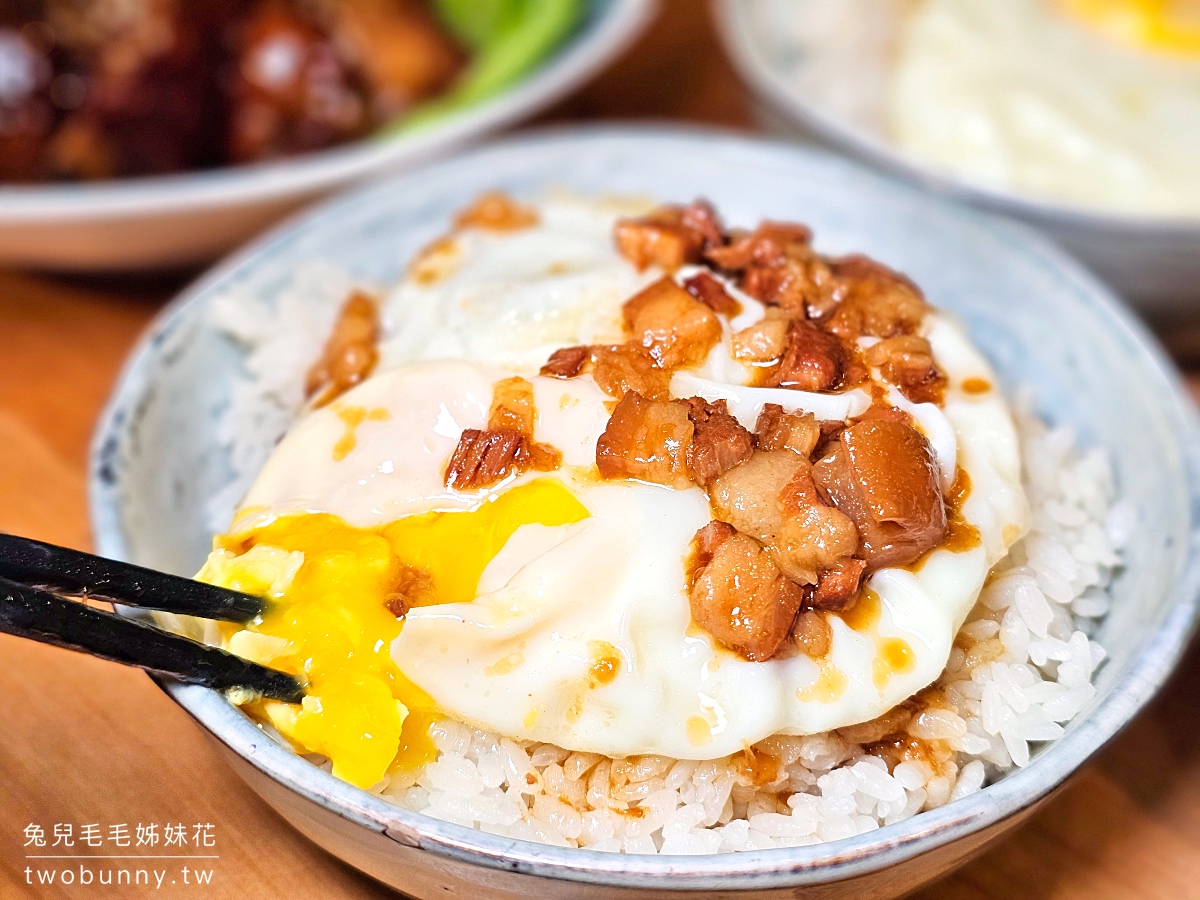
left=906, top=467, right=981, bottom=573
left=796, top=664, right=848, bottom=704
left=332, top=405, right=390, bottom=461
left=835, top=589, right=917, bottom=691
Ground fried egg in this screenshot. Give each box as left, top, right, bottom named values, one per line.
left=206, top=197, right=1028, bottom=784
left=888, top=0, right=1200, bottom=216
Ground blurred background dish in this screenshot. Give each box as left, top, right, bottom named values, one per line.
left=0, top=0, right=654, bottom=271
left=0, top=0, right=467, bottom=181
left=714, top=0, right=1200, bottom=313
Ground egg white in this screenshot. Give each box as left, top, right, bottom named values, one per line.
left=377, top=194, right=660, bottom=373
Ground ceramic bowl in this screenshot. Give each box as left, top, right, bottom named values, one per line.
left=90, top=128, right=1200, bottom=899
left=712, top=0, right=1200, bottom=314
left=0, top=0, right=654, bottom=273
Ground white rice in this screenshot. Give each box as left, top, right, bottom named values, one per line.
left=207, top=271, right=1126, bottom=854
left=204, top=263, right=373, bottom=533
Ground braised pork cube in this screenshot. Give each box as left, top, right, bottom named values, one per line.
left=614, top=208, right=705, bottom=272
left=488, top=376, right=536, bottom=434
left=709, top=452, right=858, bottom=584
left=731, top=315, right=791, bottom=364
left=691, top=520, right=737, bottom=565
left=615, top=200, right=725, bottom=271
left=454, top=191, right=538, bottom=232
left=679, top=199, right=726, bottom=250
left=682, top=271, right=741, bottom=315
left=863, top=335, right=946, bottom=404
left=595, top=392, right=693, bottom=489
left=708, top=451, right=799, bottom=544
left=305, top=291, right=380, bottom=407
left=707, top=221, right=832, bottom=315
left=447, top=374, right=561, bottom=490
left=444, top=427, right=560, bottom=491
left=739, top=261, right=815, bottom=315
left=823, top=255, right=928, bottom=340
left=754, top=404, right=820, bottom=458
left=705, top=221, right=813, bottom=271
left=688, top=526, right=806, bottom=661
left=812, top=420, right=947, bottom=569
left=743, top=255, right=836, bottom=317
left=445, top=429, right=528, bottom=490
left=810, top=558, right=868, bottom=611
left=776, top=463, right=862, bottom=584
left=540, top=345, right=590, bottom=379
left=676, top=397, right=754, bottom=486
left=768, top=321, right=849, bottom=393
left=623, top=277, right=722, bottom=369
left=590, top=343, right=671, bottom=401
left=791, top=609, right=833, bottom=659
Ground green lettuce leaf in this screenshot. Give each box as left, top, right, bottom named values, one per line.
left=385, top=0, right=585, bottom=134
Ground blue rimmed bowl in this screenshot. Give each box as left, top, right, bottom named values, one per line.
left=90, top=128, right=1200, bottom=898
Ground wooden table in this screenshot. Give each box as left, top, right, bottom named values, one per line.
left=3, top=4, right=1199, bottom=897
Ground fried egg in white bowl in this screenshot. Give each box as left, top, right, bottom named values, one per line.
left=90, top=130, right=1200, bottom=899
left=716, top=0, right=1200, bottom=311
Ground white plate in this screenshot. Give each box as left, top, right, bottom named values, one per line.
left=0, top=0, right=655, bottom=272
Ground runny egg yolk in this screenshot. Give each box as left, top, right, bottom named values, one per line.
left=212, top=478, right=589, bottom=789
left=1057, top=0, right=1200, bottom=56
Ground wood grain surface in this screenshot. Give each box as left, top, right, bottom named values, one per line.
left=2, top=3, right=1199, bottom=897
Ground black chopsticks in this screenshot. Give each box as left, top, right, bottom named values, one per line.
left=0, top=534, right=304, bottom=703
left=0, top=534, right=264, bottom=621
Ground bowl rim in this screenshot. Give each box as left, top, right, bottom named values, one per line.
left=89, top=125, right=1200, bottom=890
left=712, top=0, right=1200, bottom=237
left=0, top=0, right=656, bottom=221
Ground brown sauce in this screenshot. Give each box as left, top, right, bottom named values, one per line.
left=839, top=589, right=882, bottom=632
left=905, top=467, right=981, bottom=572
left=734, top=747, right=780, bottom=787
left=453, top=191, right=539, bottom=232
left=686, top=715, right=714, bottom=747
left=588, top=642, right=622, bottom=686
left=332, top=406, right=390, bottom=461
left=941, top=468, right=982, bottom=552
left=795, top=663, right=848, bottom=704
left=855, top=687, right=958, bottom=777
left=941, top=517, right=983, bottom=554
left=409, top=237, right=460, bottom=286
left=865, top=734, right=955, bottom=776
left=872, top=638, right=916, bottom=689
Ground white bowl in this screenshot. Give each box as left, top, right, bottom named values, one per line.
left=91, top=128, right=1200, bottom=898
left=0, top=0, right=654, bottom=272
left=713, top=0, right=1200, bottom=314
